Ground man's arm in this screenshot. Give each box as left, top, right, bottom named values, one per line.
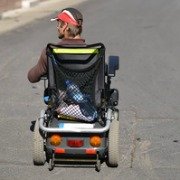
left=27, top=48, right=47, bottom=83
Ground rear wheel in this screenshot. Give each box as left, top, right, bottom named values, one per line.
left=33, top=118, right=46, bottom=165
left=107, top=110, right=119, bottom=167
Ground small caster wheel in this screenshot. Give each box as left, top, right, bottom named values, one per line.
left=95, top=160, right=101, bottom=172
left=48, top=158, right=54, bottom=171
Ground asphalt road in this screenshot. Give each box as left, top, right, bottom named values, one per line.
left=0, top=0, right=180, bottom=179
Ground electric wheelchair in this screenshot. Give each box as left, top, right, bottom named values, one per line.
left=32, top=43, right=119, bottom=172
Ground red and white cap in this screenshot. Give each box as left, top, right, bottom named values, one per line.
left=51, top=8, right=83, bottom=26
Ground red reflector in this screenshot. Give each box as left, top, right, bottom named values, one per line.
left=54, top=148, right=65, bottom=154
left=85, top=148, right=97, bottom=155
left=67, top=139, right=84, bottom=147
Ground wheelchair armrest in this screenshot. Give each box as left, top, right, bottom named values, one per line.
left=108, top=56, right=119, bottom=77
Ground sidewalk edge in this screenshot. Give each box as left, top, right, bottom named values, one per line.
left=0, top=0, right=40, bottom=20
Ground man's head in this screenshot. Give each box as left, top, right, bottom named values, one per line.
left=51, top=8, right=83, bottom=39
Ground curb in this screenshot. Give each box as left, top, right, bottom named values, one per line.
left=0, top=0, right=40, bottom=20
left=0, top=0, right=86, bottom=35
left=22, top=0, right=39, bottom=8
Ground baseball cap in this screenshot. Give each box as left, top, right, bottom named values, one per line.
left=51, top=8, right=83, bottom=26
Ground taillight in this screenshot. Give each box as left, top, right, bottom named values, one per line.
left=67, top=139, right=84, bottom=147
left=85, top=148, right=96, bottom=155
left=54, top=148, right=65, bottom=154
left=90, top=135, right=102, bottom=147
left=50, top=134, right=62, bottom=146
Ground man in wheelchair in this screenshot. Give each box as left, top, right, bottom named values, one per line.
left=28, top=7, right=85, bottom=83
left=28, top=8, right=120, bottom=172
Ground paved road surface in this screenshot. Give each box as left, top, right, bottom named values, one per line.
left=0, top=0, right=180, bottom=179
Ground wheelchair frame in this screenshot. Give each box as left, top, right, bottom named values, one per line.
left=33, top=43, right=120, bottom=172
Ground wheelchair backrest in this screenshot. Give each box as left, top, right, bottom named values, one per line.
left=46, top=43, right=105, bottom=107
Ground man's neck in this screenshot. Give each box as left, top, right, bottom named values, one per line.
left=63, top=35, right=81, bottom=39
left=73, top=35, right=81, bottom=39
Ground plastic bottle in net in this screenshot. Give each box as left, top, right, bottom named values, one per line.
left=65, top=80, right=98, bottom=121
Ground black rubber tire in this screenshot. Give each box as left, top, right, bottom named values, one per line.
left=33, top=118, right=46, bottom=165
left=107, top=110, right=119, bottom=167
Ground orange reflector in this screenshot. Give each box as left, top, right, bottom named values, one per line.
left=50, top=134, right=62, bottom=146
left=85, top=148, right=97, bottom=155
left=90, top=135, right=102, bottom=147
left=54, top=148, right=65, bottom=154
